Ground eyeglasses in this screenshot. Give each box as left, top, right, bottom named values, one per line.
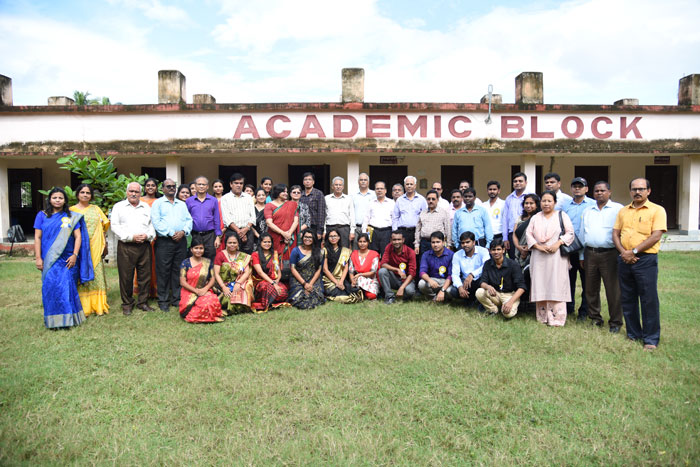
left=630, top=187, right=648, bottom=192
left=163, top=184, right=176, bottom=189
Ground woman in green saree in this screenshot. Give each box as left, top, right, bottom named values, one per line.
left=213, top=231, right=254, bottom=314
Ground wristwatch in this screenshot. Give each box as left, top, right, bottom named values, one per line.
left=632, top=248, right=638, bottom=255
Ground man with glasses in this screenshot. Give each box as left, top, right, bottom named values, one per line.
left=352, top=173, right=376, bottom=249
left=325, top=176, right=354, bottom=248
left=185, top=176, right=222, bottom=260
left=432, top=181, right=451, bottom=212
left=220, top=172, right=256, bottom=253
left=613, top=178, right=667, bottom=350
left=362, top=181, right=394, bottom=257
left=151, top=178, right=192, bottom=312
left=562, top=177, right=595, bottom=321
left=580, top=181, right=623, bottom=332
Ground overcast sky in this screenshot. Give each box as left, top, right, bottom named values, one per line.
left=1, top=0, right=698, bottom=106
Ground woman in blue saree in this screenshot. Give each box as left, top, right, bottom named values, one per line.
left=34, top=187, right=94, bottom=329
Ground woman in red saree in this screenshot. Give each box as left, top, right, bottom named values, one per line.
left=264, top=183, right=298, bottom=261
left=178, top=238, right=224, bottom=323
left=251, top=233, right=290, bottom=312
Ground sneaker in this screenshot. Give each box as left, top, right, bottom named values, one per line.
left=384, top=296, right=396, bottom=305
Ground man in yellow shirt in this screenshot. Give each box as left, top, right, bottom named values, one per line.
left=613, top=178, right=667, bottom=350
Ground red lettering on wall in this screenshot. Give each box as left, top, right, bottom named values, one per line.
left=266, top=115, right=291, bottom=138
left=397, top=115, right=427, bottom=138
left=434, top=116, right=442, bottom=138
left=561, top=116, right=584, bottom=139
left=299, top=115, right=326, bottom=138
left=620, top=116, right=642, bottom=139
left=501, top=116, right=524, bottom=138
left=448, top=116, right=471, bottom=138
left=233, top=115, right=260, bottom=139
left=591, top=117, right=613, bottom=139
left=366, top=115, right=391, bottom=138
left=530, top=116, right=554, bottom=138
left=333, top=115, right=359, bottom=138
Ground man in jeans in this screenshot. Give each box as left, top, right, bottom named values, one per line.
left=378, top=231, right=417, bottom=304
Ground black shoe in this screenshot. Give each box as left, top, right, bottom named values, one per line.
left=609, top=326, right=621, bottom=334
left=384, top=297, right=396, bottom=305
left=591, top=320, right=603, bottom=327
left=137, top=304, right=156, bottom=312
left=159, top=306, right=170, bottom=312
left=577, top=313, right=588, bottom=322
left=123, top=307, right=133, bottom=316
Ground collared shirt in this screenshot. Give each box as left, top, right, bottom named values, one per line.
left=392, top=193, right=427, bottom=230
left=415, top=207, right=452, bottom=249
left=452, top=205, right=493, bottom=248
left=300, top=187, right=326, bottom=235
left=325, top=193, right=355, bottom=227
left=110, top=199, right=156, bottom=242
left=502, top=189, right=533, bottom=237
left=451, top=245, right=490, bottom=288
left=449, top=203, right=464, bottom=221
left=419, top=247, right=454, bottom=280
left=438, top=197, right=450, bottom=212
left=352, top=189, right=376, bottom=226
left=579, top=199, right=624, bottom=259
left=480, top=257, right=527, bottom=293
left=614, top=200, right=667, bottom=254
left=220, top=191, right=255, bottom=229
left=484, top=198, right=506, bottom=235
left=186, top=193, right=222, bottom=235
left=554, top=190, right=573, bottom=211
left=363, top=197, right=395, bottom=231
left=562, top=196, right=595, bottom=236
left=151, top=196, right=192, bottom=237
left=380, top=243, right=417, bottom=278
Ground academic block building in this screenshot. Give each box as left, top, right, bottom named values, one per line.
left=1, top=69, right=699, bottom=245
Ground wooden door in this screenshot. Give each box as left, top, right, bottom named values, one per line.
left=645, top=165, right=678, bottom=228
left=369, top=165, right=407, bottom=195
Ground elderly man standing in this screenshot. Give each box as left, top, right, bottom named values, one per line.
left=352, top=172, right=375, bottom=249
left=613, top=178, right=667, bottom=350
left=151, top=178, right=192, bottom=312
left=362, top=181, right=394, bottom=257
left=186, top=176, right=221, bottom=260
left=452, top=188, right=493, bottom=249
left=110, top=182, right=156, bottom=315
left=580, top=181, right=623, bottom=332
left=325, top=176, right=355, bottom=248
left=392, top=175, right=427, bottom=249
left=415, top=189, right=451, bottom=255
left=220, top=172, right=256, bottom=253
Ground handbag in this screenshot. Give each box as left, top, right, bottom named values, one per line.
left=558, top=211, right=583, bottom=256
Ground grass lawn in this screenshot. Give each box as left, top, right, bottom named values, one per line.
left=0, top=252, right=698, bottom=465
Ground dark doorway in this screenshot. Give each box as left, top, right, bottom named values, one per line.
left=511, top=165, right=543, bottom=194
left=370, top=165, right=408, bottom=196
left=141, top=167, right=166, bottom=182
left=441, top=165, right=474, bottom=194
left=645, top=165, right=678, bottom=229
left=575, top=166, right=610, bottom=188
left=8, top=168, right=43, bottom=235
left=288, top=165, right=331, bottom=195
left=219, top=166, right=258, bottom=194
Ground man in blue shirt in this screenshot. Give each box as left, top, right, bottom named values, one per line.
left=418, top=231, right=455, bottom=302
left=151, top=178, right=193, bottom=311
left=452, top=187, right=493, bottom=249
left=392, top=175, right=427, bottom=249
left=450, top=231, right=490, bottom=307
left=561, top=177, right=595, bottom=320
left=580, top=181, right=624, bottom=332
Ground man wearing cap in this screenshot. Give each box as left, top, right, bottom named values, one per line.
left=613, top=178, right=666, bottom=350
left=561, top=177, right=595, bottom=321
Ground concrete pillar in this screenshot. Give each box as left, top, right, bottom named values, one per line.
left=346, top=155, right=360, bottom=195
left=679, top=155, right=700, bottom=235
left=521, top=154, right=537, bottom=190
left=165, top=156, right=182, bottom=184
left=480, top=94, right=502, bottom=104
left=0, top=75, right=12, bottom=106
left=614, top=98, right=639, bottom=106
left=0, top=160, right=9, bottom=241
left=158, top=70, right=186, bottom=104
left=193, top=94, right=216, bottom=104
left=342, top=68, right=364, bottom=103
left=678, top=74, right=700, bottom=105
left=515, top=72, right=543, bottom=104
left=47, top=96, right=75, bottom=106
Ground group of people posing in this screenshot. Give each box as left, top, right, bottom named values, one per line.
left=34, top=170, right=666, bottom=349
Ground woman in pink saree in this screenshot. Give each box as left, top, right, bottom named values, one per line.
left=263, top=183, right=299, bottom=261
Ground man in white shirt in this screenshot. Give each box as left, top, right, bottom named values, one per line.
left=485, top=180, right=506, bottom=243
left=325, top=176, right=355, bottom=248
left=363, top=181, right=395, bottom=257
left=352, top=172, right=376, bottom=249
left=432, top=181, right=451, bottom=212
left=544, top=172, right=573, bottom=210
left=110, top=182, right=156, bottom=315
left=220, top=172, right=256, bottom=253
